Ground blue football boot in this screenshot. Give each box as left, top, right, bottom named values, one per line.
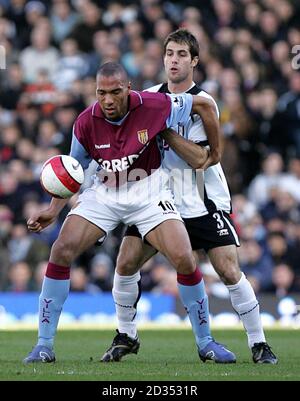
left=23, top=345, right=56, bottom=364
left=198, top=340, right=236, bottom=363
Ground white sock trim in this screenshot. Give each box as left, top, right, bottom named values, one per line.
left=114, top=271, right=141, bottom=287
left=226, top=272, right=245, bottom=291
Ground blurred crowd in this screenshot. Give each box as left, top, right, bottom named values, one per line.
left=1, top=0, right=300, bottom=298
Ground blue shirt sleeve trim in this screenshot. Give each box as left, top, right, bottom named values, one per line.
left=70, top=126, right=92, bottom=170
left=166, top=93, right=193, bottom=128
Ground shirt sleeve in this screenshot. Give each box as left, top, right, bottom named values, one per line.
left=186, top=93, right=220, bottom=143
left=198, top=91, right=220, bottom=118
left=69, top=124, right=92, bottom=170
left=166, top=93, right=193, bottom=128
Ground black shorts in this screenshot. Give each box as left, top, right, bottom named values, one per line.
left=124, top=211, right=240, bottom=252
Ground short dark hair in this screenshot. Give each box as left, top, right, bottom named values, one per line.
left=97, top=62, right=128, bottom=82
left=163, top=29, right=199, bottom=60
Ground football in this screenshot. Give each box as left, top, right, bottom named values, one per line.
left=40, top=155, right=84, bottom=199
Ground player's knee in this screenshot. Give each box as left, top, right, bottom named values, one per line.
left=116, top=256, right=139, bottom=275
left=172, top=249, right=195, bottom=274
left=220, top=265, right=242, bottom=285
left=51, top=239, right=76, bottom=265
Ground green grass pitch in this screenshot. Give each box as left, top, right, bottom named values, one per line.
left=0, top=329, right=299, bottom=381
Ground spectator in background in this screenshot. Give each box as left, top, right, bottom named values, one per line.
left=261, top=187, right=300, bottom=222
left=0, top=62, right=24, bottom=110
left=153, top=18, right=174, bottom=44
left=0, top=15, right=17, bottom=46
left=270, top=263, right=298, bottom=298
left=266, top=231, right=299, bottom=274
left=244, top=1, right=261, bottom=35
left=274, top=71, right=300, bottom=158
left=255, top=88, right=279, bottom=152
left=19, top=25, right=59, bottom=83
left=212, top=0, right=242, bottom=30
left=7, top=223, right=50, bottom=268
left=50, top=0, right=79, bottom=44
left=19, top=69, right=57, bottom=116
left=119, top=19, right=144, bottom=53
left=121, top=35, right=145, bottom=78
left=248, top=152, right=286, bottom=209
left=0, top=170, right=21, bottom=219
left=86, top=29, right=109, bottom=77
left=70, top=266, right=89, bottom=292
left=99, top=40, right=121, bottom=65
left=284, top=158, right=300, bottom=202
left=231, top=194, right=257, bottom=229
left=150, top=262, right=178, bottom=296
left=144, top=39, right=164, bottom=66
left=69, top=1, right=104, bottom=52
left=36, top=119, right=64, bottom=150
left=22, top=1, right=47, bottom=47
left=3, top=0, right=27, bottom=49
left=15, top=138, right=36, bottom=164
left=88, top=253, right=114, bottom=292
left=16, top=104, right=40, bottom=140
left=132, top=56, right=162, bottom=90
left=270, top=40, right=290, bottom=93
left=33, top=260, right=47, bottom=291
left=8, top=159, right=40, bottom=198
left=54, top=38, right=88, bottom=91
left=0, top=124, right=20, bottom=164
left=53, top=106, right=77, bottom=154
left=239, top=239, right=273, bottom=293
left=4, top=261, right=35, bottom=292
left=138, top=0, right=168, bottom=39
left=259, top=10, right=283, bottom=50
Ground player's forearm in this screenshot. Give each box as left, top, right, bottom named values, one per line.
left=49, top=197, right=69, bottom=215
left=161, top=130, right=208, bottom=169
left=191, top=96, right=221, bottom=165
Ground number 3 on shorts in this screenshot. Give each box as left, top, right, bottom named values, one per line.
left=212, top=212, right=225, bottom=229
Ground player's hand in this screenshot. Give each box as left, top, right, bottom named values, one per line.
left=27, top=209, right=57, bottom=233
left=201, top=149, right=221, bottom=170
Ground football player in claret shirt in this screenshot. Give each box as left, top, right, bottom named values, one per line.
left=23, top=62, right=236, bottom=363
left=101, top=30, right=277, bottom=365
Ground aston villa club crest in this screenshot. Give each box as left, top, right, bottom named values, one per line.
left=137, top=129, right=148, bottom=144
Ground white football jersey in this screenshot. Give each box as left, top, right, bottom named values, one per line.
left=145, top=83, right=232, bottom=218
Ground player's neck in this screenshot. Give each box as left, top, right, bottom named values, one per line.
left=168, top=79, right=194, bottom=94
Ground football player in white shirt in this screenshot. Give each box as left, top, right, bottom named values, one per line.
left=102, top=30, right=277, bottom=364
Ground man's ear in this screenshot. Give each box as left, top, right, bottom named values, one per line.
left=192, top=57, right=199, bottom=68
left=128, top=81, right=131, bottom=90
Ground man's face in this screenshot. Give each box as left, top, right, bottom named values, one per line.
left=96, top=73, right=131, bottom=121
left=164, top=41, right=198, bottom=84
